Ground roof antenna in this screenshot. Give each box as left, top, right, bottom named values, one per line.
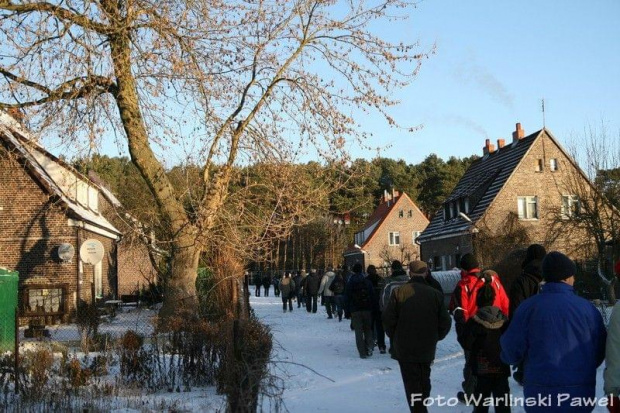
left=541, top=98, right=546, bottom=128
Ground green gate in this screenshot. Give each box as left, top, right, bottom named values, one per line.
left=0, top=269, right=19, bottom=352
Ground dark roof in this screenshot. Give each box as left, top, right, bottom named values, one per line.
left=419, top=129, right=543, bottom=241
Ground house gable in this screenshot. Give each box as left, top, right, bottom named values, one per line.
left=347, top=191, right=429, bottom=271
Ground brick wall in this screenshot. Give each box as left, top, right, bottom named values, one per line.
left=420, top=132, right=594, bottom=268
left=0, top=142, right=119, bottom=322
left=482, top=132, right=593, bottom=259
left=363, top=195, right=429, bottom=271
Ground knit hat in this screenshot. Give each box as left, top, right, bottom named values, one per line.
left=352, top=262, right=363, bottom=274
left=366, top=265, right=377, bottom=275
left=408, top=260, right=428, bottom=275
left=522, top=244, right=547, bottom=268
left=391, top=260, right=403, bottom=271
left=460, top=253, right=479, bottom=271
left=476, top=283, right=496, bottom=308
left=542, top=251, right=576, bottom=282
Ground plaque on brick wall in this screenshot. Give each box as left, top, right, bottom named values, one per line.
left=80, top=239, right=105, bottom=265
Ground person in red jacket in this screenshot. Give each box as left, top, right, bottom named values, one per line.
left=449, top=253, right=510, bottom=402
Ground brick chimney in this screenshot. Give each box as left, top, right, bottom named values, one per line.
left=483, top=139, right=496, bottom=156
left=497, top=138, right=506, bottom=149
left=512, top=122, right=524, bottom=143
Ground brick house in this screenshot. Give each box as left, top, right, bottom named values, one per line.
left=418, top=122, right=595, bottom=270
left=0, top=111, right=122, bottom=323
left=344, top=190, right=429, bottom=275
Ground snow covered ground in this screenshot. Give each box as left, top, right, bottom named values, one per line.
left=253, top=294, right=609, bottom=413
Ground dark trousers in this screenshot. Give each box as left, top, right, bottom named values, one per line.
left=282, top=295, right=293, bottom=311
left=306, top=294, right=318, bottom=313
left=323, top=296, right=334, bottom=318
left=263, top=286, right=270, bottom=297
left=296, top=292, right=305, bottom=307
left=472, top=376, right=511, bottom=413
left=371, top=310, right=386, bottom=350
left=462, top=350, right=476, bottom=395
left=255, top=285, right=261, bottom=297
left=351, top=311, right=373, bottom=357
left=398, top=361, right=432, bottom=413
left=333, top=295, right=344, bottom=320
left=274, top=285, right=280, bottom=297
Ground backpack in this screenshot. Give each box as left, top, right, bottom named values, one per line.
left=350, top=280, right=371, bottom=309
left=329, top=277, right=345, bottom=295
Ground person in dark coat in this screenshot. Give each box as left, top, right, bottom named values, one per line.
left=305, top=269, right=321, bottom=313
left=425, top=268, right=443, bottom=294
left=273, top=274, right=281, bottom=297
left=262, top=273, right=272, bottom=297
left=461, top=283, right=511, bottom=413
left=501, top=251, right=606, bottom=413
left=330, top=270, right=346, bottom=321
left=345, top=263, right=375, bottom=358
left=254, top=271, right=262, bottom=297
left=383, top=260, right=452, bottom=413
left=366, top=264, right=386, bottom=354
left=293, top=271, right=304, bottom=308
left=508, top=243, right=546, bottom=385
left=279, top=272, right=296, bottom=312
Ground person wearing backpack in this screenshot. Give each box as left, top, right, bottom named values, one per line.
left=461, top=283, right=511, bottom=413
left=305, top=269, right=321, bottom=313
left=383, top=260, right=451, bottom=412
left=508, top=244, right=546, bottom=385
left=279, top=272, right=296, bottom=312
left=344, top=262, right=376, bottom=358
left=329, top=270, right=346, bottom=321
left=318, top=267, right=337, bottom=319
left=366, top=265, right=387, bottom=354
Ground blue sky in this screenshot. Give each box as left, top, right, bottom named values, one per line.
left=47, top=0, right=618, bottom=166
left=349, top=0, right=620, bottom=163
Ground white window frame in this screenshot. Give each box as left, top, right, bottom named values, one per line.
left=389, top=232, right=400, bottom=246
left=517, top=196, right=539, bottom=220
left=550, top=158, right=558, bottom=171
left=412, top=231, right=421, bottom=244
left=561, top=195, right=580, bottom=219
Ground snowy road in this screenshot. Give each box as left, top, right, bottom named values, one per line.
left=253, top=295, right=609, bottom=413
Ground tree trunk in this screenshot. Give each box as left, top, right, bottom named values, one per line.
left=159, top=232, right=201, bottom=320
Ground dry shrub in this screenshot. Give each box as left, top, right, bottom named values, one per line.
left=155, top=314, right=219, bottom=389
left=119, top=330, right=152, bottom=384
left=20, top=348, right=54, bottom=399
left=67, top=356, right=92, bottom=387
left=216, top=316, right=273, bottom=413
left=75, top=300, right=101, bottom=352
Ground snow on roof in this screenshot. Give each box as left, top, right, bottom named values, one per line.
left=0, top=111, right=121, bottom=239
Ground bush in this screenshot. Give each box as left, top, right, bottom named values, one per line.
left=216, top=317, right=273, bottom=413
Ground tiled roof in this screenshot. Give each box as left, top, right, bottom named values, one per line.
left=419, top=130, right=543, bottom=241
left=0, top=111, right=121, bottom=239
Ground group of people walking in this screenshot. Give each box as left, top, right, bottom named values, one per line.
left=252, top=247, right=620, bottom=413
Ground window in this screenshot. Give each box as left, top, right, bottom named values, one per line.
left=550, top=158, right=558, bottom=171
left=463, top=198, right=470, bottom=214
left=412, top=231, right=421, bottom=244
left=398, top=209, right=404, bottom=218
left=389, top=232, right=400, bottom=246
left=517, top=196, right=538, bottom=219
left=407, top=210, right=413, bottom=218
left=536, top=159, right=543, bottom=172
left=433, top=256, right=441, bottom=270
left=562, top=195, right=580, bottom=218
left=449, top=203, right=455, bottom=219
left=441, top=256, right=448, bottom=271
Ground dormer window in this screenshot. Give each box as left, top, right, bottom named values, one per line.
left=398, top=209, right=404, bottom=218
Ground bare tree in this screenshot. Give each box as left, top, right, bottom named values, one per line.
left=553, top=122, right=620, bottom=301
left=0, top=0, right=430, bottom=319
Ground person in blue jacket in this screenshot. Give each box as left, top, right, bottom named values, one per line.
left=500, top=251, right=606, bottom=413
